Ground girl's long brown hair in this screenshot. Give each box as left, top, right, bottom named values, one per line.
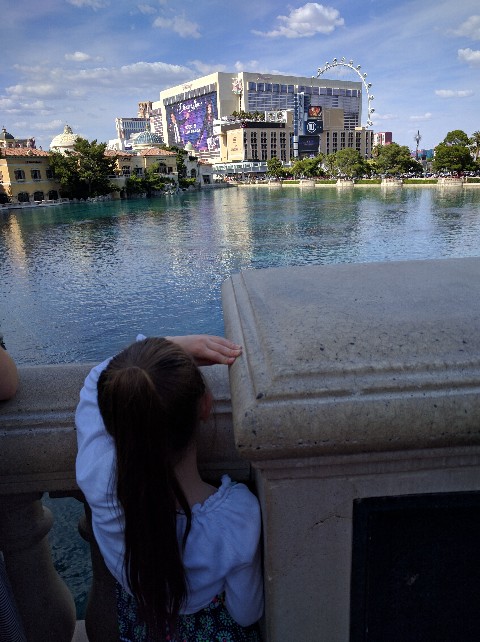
left=97, top=338, right=206, bottom=637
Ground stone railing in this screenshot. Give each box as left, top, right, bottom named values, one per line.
left=0, top=362, right=245, bottom=642
left=2, top=257, right=480, bottom=641
left=222, top=257, right=480, bottom=641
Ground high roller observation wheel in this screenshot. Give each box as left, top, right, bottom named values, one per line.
left=316, top=57, right=375, bottom=127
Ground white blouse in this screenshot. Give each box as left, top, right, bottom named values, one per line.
left=75, top=354, right=264, bottom=627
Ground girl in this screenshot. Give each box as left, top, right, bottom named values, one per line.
left=75, top=335, right=263, bottom=641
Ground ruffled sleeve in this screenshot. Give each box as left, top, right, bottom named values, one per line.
left=75, top=357, right=126, bottom=584
left=219, top=479, right=264, bottom=626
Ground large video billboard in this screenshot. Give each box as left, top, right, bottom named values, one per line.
left=298, top=135, right=320, bottom=156
left=165, top=92, right=219, bottom=152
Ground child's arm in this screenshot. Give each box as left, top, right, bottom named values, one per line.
left=223, top=486, right=264, bottom=627
left=225, top=545, right=264, bottom=627
left=0, top=345, right=18, bottom=401
left=166, top=335, right=242, bottom=366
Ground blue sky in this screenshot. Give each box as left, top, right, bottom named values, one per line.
left=1, top=0, right=479, bottom=152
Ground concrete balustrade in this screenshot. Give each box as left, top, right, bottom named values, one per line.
left=223, top=257, right=480, bottom=641
left=1, top=257, right=480, bottom=641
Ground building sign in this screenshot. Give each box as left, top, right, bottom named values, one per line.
left=298, top=135, right=320, bottom=155
left=232, top=78, right=243, bottom=95
left=165, top=92, right=219, bottom=152
left=305, top=104, right=323, bottom=135
left=308, top=105, right=323, bottom=119
left=306, top=119, right=323, bottom=135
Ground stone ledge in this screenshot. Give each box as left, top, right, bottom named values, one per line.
left=223, top=258, right=480, bottom=460
left=0, top=363, right=246, bottom=495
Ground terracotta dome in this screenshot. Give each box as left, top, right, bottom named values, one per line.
left=50, top=125, right=79, bottom=152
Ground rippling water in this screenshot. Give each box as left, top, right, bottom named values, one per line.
left=2, top=186, right=480, bottom=365
left=1, top=185, right=480, bottom=615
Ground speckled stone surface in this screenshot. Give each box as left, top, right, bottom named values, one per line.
left=223, top=258, right=480, bottom=641
left=223, top=257, right=480, bottom=460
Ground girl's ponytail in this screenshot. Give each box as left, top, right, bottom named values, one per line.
left=97, top=338, right=206, bottom=636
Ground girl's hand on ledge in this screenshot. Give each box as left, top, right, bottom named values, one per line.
left=166, top=335, right=242, bottom=366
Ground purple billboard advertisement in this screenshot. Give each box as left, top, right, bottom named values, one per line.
left=165, top=92, right=219, bottom=152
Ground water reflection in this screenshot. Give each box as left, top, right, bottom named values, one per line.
left=1, top=187, right=479, bottom=365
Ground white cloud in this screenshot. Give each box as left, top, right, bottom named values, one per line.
left=137, top=4, right=157, bottom=15
left=153, top=14, right=200, bottom=38
left=452, top=15, right=480, bottom=40
left=435, top=89, right=474, bottom=98
left=6, top=83, right=61, bottom=98
left=189, top=60, right=226, bottom=74
left=67, top=0, right=109, bottom=9
left=7, top=61, right=192, bottom=100
left=458, top=48, right=480, bottom=65
left=65, top=51, right=92, bottom=62
left=32, top=119, right=65, bottom=132
left=410, top=113, right=432, bottom=121
left=371, top=112, right=398, bottom=121
left=253, top=3, right=344, bottom=38
left=234, top=60, right=260, bottom=72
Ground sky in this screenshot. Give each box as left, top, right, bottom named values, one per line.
left=1, top=0, right=479, bottom=152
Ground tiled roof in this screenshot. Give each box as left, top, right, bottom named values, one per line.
left=139, top=148, right=177, bottom=156
left=104, top=150, right=133, bottom=158
left=1, top=148, right=49, bottom=157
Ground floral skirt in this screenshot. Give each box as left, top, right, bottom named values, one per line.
left=116, top=583, right=262, bottom=642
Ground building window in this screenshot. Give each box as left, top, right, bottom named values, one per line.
left=251, top=145, right=258, bottom=160
left=122, top=165, right=130, bottom=176
left=14, top=169, right=25, bottom=181
left=33, top=191, right=44, bottom=202
left=46, top=168, right=54, bottom=179
left=18, top=192, right=29, bottom=202
left=31, top=169, right=41, bottom=180
left=261, top=149, right=268, bottom=161
left=134, top=167, right=143, bottom=176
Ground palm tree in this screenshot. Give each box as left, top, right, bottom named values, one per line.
left=468, top=131, right=480, bottom=161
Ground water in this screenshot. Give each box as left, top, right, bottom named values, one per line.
left=1, top=185, right=480, bottom=615
left=2, top=187, right=480, bottom=365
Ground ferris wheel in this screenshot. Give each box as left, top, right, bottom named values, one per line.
left=316, top=57, right=375, bottom=127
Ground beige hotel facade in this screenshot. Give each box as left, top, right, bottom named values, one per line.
left=152, top=71, right=374, bottom=171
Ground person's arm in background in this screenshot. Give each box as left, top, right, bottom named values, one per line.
left=0, top=341, right=18, bottom=401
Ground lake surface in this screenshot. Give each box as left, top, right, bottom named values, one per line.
left=2, top=186, right=480, bottom=366
left=1, top=185, right=480, bottom=616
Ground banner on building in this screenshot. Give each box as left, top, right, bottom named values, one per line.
left=165, top=91, right=219, bottom=152
left=298, top=135, right=320, bottom=156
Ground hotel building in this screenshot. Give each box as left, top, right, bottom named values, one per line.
left=152, top=71, right=374, bottom=173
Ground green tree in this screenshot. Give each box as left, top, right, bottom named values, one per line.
left=334, top=148, right=365, bottom=178
left=266, top=157, right=284, bottom=179
left=373, top=142, right=422, bottom=175
left=468, top=131, right=480, bottom=161
left=324, top=153, right=337, bottom=177
left=290, top=154, right=324, bottom=178
left=48, top=138, right=117, bottom=198
left=125, top=172, right=146, bottom=197
left=432, top=143, right=474, bottom=174
left=443, top=130, right=470, bottom=146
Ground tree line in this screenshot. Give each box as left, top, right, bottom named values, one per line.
left=267, top=129, right=480, bottom=180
